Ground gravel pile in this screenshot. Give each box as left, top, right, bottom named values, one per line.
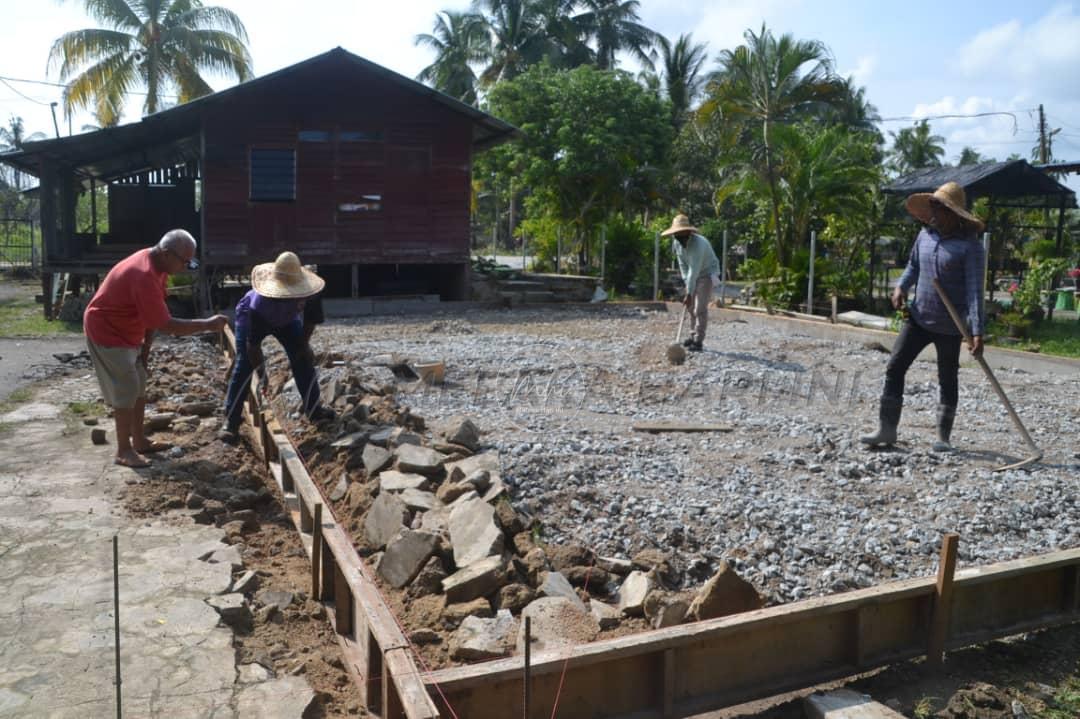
left=316, top=306, right=1080, bottom=606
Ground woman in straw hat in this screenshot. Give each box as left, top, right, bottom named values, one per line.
left=861, top=182, right=986, bottom=452
left=220, top=251, right=334, bottom=443
left=663, top=214, right=720, bottom=352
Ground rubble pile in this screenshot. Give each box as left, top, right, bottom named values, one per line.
left=262, top=350, right=767, bottom=665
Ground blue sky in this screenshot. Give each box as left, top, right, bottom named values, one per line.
left=2, top=0, right=1078, bottom=187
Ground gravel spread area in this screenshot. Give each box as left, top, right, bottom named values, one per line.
left=315, top=305, right=1080, bottom=605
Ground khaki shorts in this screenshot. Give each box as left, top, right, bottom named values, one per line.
left=86, top=339, right=147, bottom=409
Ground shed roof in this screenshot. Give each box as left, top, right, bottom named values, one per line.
left=0, top=47, right=519, bottom=181
left=883, top=159, right=1076, bottom=208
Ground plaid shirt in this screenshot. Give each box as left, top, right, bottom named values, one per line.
left=898, top=228, right=986, bottom=336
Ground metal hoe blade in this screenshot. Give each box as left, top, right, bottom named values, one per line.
left=931, top=279, right=1042, bottom=471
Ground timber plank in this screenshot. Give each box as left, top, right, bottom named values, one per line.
left=631, top=421, right=734, bottom=433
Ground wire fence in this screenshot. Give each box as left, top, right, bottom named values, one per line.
left=0, top=218, right=38, bottom=271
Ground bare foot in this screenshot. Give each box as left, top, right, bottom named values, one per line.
left=114, top=450, right=151, bottom=468
left=132, top=440, right=171, bottom=453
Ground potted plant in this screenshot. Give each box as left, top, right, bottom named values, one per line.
left=998, top=310, right=1032, bottom=339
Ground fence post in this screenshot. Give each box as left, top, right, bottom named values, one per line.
left=807, top=230, right=816, bottom=315
left=653, top=231, right=660, bottom=301
left=720, top=230, right=728, bottom=307
left=556, top=230, right=561, bottom=274
left=600, top=225, right=606, bottom=286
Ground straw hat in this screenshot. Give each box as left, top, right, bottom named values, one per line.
left=251, top=251, right=325, bottom=299
left=905, top=182, right=985, bottom=233
left=661, top=214, right=698, bottom=237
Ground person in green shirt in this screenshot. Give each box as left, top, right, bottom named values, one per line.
left=663, top=214, right=720, bottom=352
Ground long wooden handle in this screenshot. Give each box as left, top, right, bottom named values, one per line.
left=675, top=307, right=687, bottom=343
left=930, top=279, right=1039, bottom=452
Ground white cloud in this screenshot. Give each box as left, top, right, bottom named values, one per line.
left=956, top=3, right=1080, bottom=101
left=843, top=55, right=876, bottom=85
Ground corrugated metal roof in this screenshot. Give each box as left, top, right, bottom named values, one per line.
left=0, top=47, right=520, bottom=180
left=883, top=159, right=1076, bottom=207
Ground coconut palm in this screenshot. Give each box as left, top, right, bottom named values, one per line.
left=701, top=24, right=844, bottom=264
left=887, top=120, right=945, bottom=175
left=0, top=116, right=47, bottom=190
left=415, top=11, right=486, bottom=104
left=657, top=33, right=707, bottom=127
left=573, top=0, right=659, bottom=71
left=48, top=0, right=253, bottom=126
left=957, top=146, right=986, bottom=166
left=472, top=0, right=548, bottom=85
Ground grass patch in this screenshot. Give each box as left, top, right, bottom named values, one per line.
left=63, top=400, right=106, bottom=421
left=0, top=386, right=34, bottom=414
left=1040, top=676, right=1080, bottom=719
left=912, top=696, right=940, bottom=718
left=988, top=316, right=1080, bottom=358
left=0, top=294, right=82, bottom=338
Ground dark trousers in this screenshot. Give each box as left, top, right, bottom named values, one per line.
left=223, top=318, right=319, bottom=431
left=884, top=320, right=962, bottom=407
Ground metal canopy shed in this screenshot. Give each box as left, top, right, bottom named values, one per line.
left=883, top=159, right=1076, bottom=251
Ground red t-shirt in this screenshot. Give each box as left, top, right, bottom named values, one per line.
left=84, top=248, right=172, bottom=347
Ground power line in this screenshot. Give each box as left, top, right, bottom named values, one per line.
left=0, top=77, right=55, bottom=106
left=0, top=73, right=179, bottom=100
left=878, top=110, right=1027, bottom=135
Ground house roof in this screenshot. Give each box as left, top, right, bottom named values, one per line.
left=0, top=47, right=519, bottom=181
left=883, top=159, right=1076, bottom=208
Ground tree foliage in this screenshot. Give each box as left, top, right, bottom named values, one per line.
left=49, top=0, right=253, bottom=125
left=478, top=63, right=671, bottom=260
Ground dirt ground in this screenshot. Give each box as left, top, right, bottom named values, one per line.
left=5, top=282, right=1079, bottom=717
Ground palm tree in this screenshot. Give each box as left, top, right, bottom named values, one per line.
left=956, top=146, right=986, bottom=166
left=0, top=116, right=47, bottom=190
left=415, top=11, right=486, bottom=104
left=573, top=0, right=658, bottom=71
left=657, top=33, right=707, bottom=127
left=531, top=0, right=592, bottom=69
left=701, top=24, right=844, bottom=264
left=472, top=0, right=548, bottom=85
left=887, top=120, right=945, bottom=176
left=48, top=0, right=253, bottom=126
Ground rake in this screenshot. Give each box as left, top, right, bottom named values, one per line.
left=931, top=278, right=1042, bottom=471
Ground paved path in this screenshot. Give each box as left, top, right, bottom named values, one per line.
left=0, top=376, right=313, bottom=718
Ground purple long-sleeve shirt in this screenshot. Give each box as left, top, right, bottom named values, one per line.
left=234, top=289, right=305, bottom=337
left=898, top=228, right=985, bottom=337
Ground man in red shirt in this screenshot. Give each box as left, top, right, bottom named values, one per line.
left=84, top=229, right=228, bottom=468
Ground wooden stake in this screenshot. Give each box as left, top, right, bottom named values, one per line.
left=927, top=533, right=959, bottom=670
left=312, top=503, right=323, bottom=599
left=523, top=616, right=531, bottom=719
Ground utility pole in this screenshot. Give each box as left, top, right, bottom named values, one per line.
left=1038, top=104, right=1048, bottom=164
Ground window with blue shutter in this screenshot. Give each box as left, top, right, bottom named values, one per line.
left=250, top=149, right=296, bottom=201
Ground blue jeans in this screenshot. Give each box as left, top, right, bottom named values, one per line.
left=223, top=318, right=320, bottom=431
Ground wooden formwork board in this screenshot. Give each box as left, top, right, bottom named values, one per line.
left=424, top=550, right=1080, bottom=719
left=219, top=328, right=1080, bottom=719
left=222, top=327, right=439, bottom=719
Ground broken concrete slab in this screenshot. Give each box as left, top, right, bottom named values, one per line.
left=331, top=431, right=368, bottom=449
left=442, top=554, right=505, bottom=604
left=377, top=530, right=439, bottom=589
left=398, top=488, right=439, bottom=513
left=206, top=544, right=243, bottom=571
left=538, top=571, right=586, bottom=613
left=255, top=589, right=295, bottom=612
left=687, top=561, right=764, bottom=621
left=515, top=596, right=599, bottom=654
left=438, top=416, right=481, bottom=452
left=364, top=491, right=410, bottom=549
left=379, top=470, right=430, bottom=493
left=329, top=473, right=349, bottom=502
left=589, top=600, right=621, bottom=629
left=362, top=444, right=393, bottom=475
left=450, top=609, right=516, bottom=661
left=389, top=427, right=423, bottom=447
left=395, top=444, right=448, bottom=476
left=206, top=593, right=252, bottom=630
left=616, top=571, right=653, bottom=617
left=448, top=498, right=504, bottom=568
left=230, top=570, right=259, bottom=594
left=445, top=451, right=501, bottom=483
left=235, top=675, right=316, bottom=719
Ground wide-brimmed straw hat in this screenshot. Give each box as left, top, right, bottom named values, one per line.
left=251, top=251, right=325, bottom=299
left=905, top=182, right=985, bottom=233
left=661, top=214, right=699, bottom=237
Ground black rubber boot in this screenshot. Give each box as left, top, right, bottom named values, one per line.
left=860, top=396, right=902, bottom=447
left=933, top=404, right=956, bottom=452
